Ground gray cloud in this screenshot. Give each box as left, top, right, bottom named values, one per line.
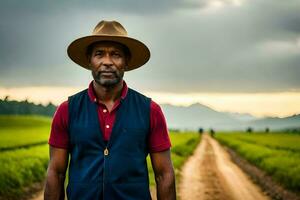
left=0, top=0, right=300, bottom=93
left=0, top=0, right=206, bottom=16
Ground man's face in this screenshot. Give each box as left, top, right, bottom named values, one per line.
left=88, top=41, right=127, bottom=87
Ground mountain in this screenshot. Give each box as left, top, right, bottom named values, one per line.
left=227, top=112, right=258, bottom=122
left=248, top=114, right=300, bottom=130
left=160, top=103, right=300, bottom=131
left=161, top=103, right=247, bottom=130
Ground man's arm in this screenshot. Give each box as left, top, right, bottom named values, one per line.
left=150, top=149, right=176, bottom=200
left=44, top=146, right=69, bottom=200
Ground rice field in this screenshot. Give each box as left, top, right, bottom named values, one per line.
left=148, top=132, right=201, bottom=186
left=215, top=132, right=300, bottom=192
left=0, top=115, right=51, bottom=150
left=0, top=115, right=201, bottom=199
left=0, top=145, right=49, bottom=198
left=0, top=115, right=51, bottom=199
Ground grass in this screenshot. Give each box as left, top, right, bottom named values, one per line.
left=0, top=145, right=49, bottom=198
left=0, top=115, right=51, bottom=150
left=0, top=115, right=51, bottom=128
left=0, top=115, right=51, bottom=199
left=215, top=132, right=300, bottom=192
left=148, top=131, right=201, bottom=186
left=0, top=115, right=202, bottom=199
left=223, top=132, right=300, bottom=152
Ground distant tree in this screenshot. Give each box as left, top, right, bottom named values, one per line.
left=246, top=127, right=253, bottom=133
left=4, top=96, right=9, bottom=101
left=169, top=128, right=180, bottom=133
left=292, top=128, right=299, bottom=134
left=198, top=128, right=204, bottom=134
left=0, top=99, right=56, bottom=116
left=45, top=102, right=56, bottom=116
left=265, top=127, right=270, bottom=133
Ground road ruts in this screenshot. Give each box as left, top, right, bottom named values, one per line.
left=178, top=134, right=270, bottom=200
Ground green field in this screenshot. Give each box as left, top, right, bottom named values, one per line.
left=148, top=132, right=201, bottom=186
left=0, top=115, right=51, bottom=199
left=215, top=132, right=300, bottom=192
left=0, top=115, right=51, bottom=150
left=0, top=145, right=49, bottom=198
left=0, top=115, right=201, bottom=199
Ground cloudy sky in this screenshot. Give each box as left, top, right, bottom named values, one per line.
left=1, top=0, right=300, bottom=117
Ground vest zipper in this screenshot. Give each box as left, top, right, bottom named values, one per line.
left=103, top=146, right=109, bottom=200
left=104, top=147, right=109, bottom=156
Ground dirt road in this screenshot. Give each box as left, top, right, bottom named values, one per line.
left=30, top=190, right=43, bottom=200
left=179, top=134, right=270, bottom=200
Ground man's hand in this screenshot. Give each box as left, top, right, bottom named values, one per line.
left=150, top=149, right=176, bottom=200
left=44, top=146, right=69, bottom=200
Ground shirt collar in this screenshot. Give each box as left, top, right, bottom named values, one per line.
left=88, top=80, right=128, bottom=103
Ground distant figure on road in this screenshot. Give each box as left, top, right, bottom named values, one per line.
left=198, top=127, right=204, bottom=135
left=44, top=20, right=176, bottom=200
left=210, top=129, right=215, bottom=137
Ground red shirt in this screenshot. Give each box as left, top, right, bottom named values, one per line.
left=48, top=81, right=171, bottom=153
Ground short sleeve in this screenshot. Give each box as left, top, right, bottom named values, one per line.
left=148, top=100, right=171, bottom=153
left=48, top=101, right=69, bottom=149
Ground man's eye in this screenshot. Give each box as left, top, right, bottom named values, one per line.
left=95, top=51, right=104, bottom=56
left=112, top=52, right=122, bottom=57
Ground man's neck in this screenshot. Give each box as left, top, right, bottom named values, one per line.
left=92, top=80, right=123, bottom=104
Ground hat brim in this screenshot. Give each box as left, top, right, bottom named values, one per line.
left=67, top=35, right=150, bottom=71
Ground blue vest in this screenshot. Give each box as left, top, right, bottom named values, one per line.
left=67, top=88, right=152, bottom=200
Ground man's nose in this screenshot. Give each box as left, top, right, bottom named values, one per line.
left=102, top=54, right=113, bottom=66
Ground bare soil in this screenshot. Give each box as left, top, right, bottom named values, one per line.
left=178, top=134, right=270, bottom=200
left=30, top=190, right=43, bottom=200
left=25, top=181, right=44, bottom=200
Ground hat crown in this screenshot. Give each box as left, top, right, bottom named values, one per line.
left=92, top=20, right=128, bottom=36
left=67, top=20, right=150, bottom=71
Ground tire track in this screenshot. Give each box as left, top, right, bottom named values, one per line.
left=179, top=134, right=270, bottom=200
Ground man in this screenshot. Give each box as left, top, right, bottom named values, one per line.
left=44, top=20, right=176, bottom=200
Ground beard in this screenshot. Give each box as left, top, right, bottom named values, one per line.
left=92, top=70, right=124, bottom=88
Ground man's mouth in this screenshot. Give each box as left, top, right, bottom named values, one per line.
left=100, top=70, right=115, bottom=73
left=99, top=71, right=116, bottom=77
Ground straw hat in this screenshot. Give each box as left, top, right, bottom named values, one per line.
left=67, top=20, right=150, bottom=71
